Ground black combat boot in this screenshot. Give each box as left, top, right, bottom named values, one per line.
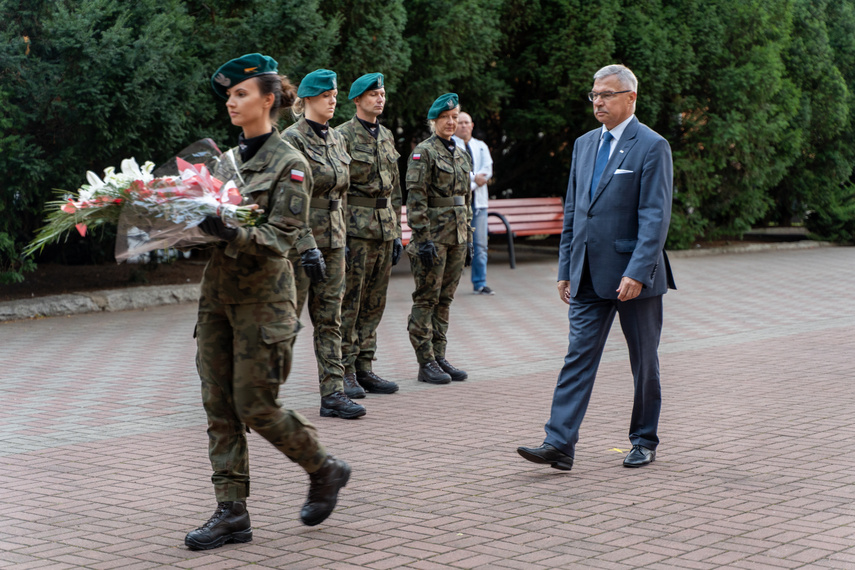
left=300, top=456, right=351, bottom=526
left=417, top=361, right=452, bottom=384
left=436, top=357, right=468, bottom=381
left=184, top=501, right=252, bottom=551
left=356, top=370, right=399, bottom=394
left=320, top=391, right=367, bottom=419
left=343, top=372, right=366, bottom=399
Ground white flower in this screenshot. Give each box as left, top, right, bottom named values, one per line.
left=86, top=170, right=105, bottom=189
left=140, top=161, right=156, bottom=182
left=78, top=188, right=94, bottom=203
left=121, top=158, right=144, bottom=180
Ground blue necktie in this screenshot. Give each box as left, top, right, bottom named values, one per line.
left=590, top=130, right=614, bottom=200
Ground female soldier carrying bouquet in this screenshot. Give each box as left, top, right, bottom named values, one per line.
left=405, top=93, right=473, bottom=385
left=282, top=69, right=366, bottom=419
left=185, top=54, right=350, bottom=551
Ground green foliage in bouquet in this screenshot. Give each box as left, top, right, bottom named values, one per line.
left=24, top=189, right=128, bottom=258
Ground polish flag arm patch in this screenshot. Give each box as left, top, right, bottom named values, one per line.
left=290, top=169, right=305, bottom=181
left=413, top=153, right=421, bottom=160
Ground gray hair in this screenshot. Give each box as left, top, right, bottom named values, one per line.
left=426, top=105, right=460, bottom=133
left=593, top=64, right=638, bottom=92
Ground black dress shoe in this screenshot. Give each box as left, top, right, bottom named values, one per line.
left=516, top=443, right=573, bottom=471
left=320, top=391, right=366, bottom=419
left=623, top=445, right=655, bottom=467
left=343, top=372, right=366, bottom=399
left=300, top=456, right=351, bottom=526
left=436, top=357, right=467, bottom=381
left=417, top=361, right=452, bottom=384
left=184, top=501, right=252, bottom=550
left=356, top=370, right=399, bottom=394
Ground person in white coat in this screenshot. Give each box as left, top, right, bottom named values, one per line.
left=453, top=112, right=494, bottom=295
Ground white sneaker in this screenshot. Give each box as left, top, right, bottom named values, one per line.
left=474, top=286, right=495, bottom=295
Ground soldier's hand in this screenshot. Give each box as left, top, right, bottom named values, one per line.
left=391, top=238, right=403, bottom=266
left=418, top=240, right=439, bottom=269
left=301, top=248, right=327, bottom=284
left=464, top=241, right=474, bottom=267
left=345, top=238, right=352, bottom=271
left=198, top=216, right=238, bottom=242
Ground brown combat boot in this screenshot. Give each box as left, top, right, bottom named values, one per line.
left=356, top=370, right=399, bottom=394
left=300, top=456, right=351, bottom=526
left=184, top=501, right=252, bottom=550
left=320, top=391, right=366, bottom=419
left=417, top=361, right=452, bottom=384
left=343, top=372, right=366, bottom=399
left=436, top=357, right=467, bottom=381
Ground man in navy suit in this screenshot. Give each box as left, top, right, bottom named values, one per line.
left=518, top=64, right=675, bottom=470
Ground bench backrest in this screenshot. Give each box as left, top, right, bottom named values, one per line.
left=400, top=197, right=564, bottom=244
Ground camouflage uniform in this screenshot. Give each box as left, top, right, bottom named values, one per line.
left=336, top=116, right=402, bottom=374
left=405, top=135, right=473, bottom=364
left=196, top=131, right=326, bottom=502
left=282, top=118, right=351, bottom=397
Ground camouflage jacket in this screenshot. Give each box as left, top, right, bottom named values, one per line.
left=282, top=118, right=350, bottom=249
left=336, top=116, right=402, bottom=241
left=405, top=134, right=473, bottom=245
left=203, top=130, right=316, bottom=305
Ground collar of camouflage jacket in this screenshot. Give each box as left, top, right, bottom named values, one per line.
left=296, top=116, right=334, bottom=146
left=429, top=133, right=457, bottom=156
left=237, top=127, right=282, bottom=172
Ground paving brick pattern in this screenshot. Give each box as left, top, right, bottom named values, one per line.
left=1, top=247, right=854, bottom=569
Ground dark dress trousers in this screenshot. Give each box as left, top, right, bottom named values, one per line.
left=545, top=116, right=676, bottom=458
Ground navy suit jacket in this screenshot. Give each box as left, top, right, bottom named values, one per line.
left=557, top=116, right=675, bottom=299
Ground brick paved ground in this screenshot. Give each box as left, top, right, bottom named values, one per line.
left=1, top=246, right=854, bottom=569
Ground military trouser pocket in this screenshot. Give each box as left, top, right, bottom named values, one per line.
left=259, top=320, right=301, bottom=386
left=260, top=321, right=300, bottom=345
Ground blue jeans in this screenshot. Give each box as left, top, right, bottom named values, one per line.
left=470, top=207, right=488, bottom=290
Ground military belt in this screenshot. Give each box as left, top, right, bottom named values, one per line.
left=348, top=196, right=389, bottom=208
left=428, top=196, right=465, bottom=207
left=310, top=197, right=341, bottom=210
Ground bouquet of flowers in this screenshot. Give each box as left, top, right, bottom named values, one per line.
left=25, top=140, right=262, bottom=262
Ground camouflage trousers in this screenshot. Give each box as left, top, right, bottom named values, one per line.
left=406, top=241, right=467, bottom=364
left=196, top=295, right=327, bottom=502
left=340, top=237, right=394, bottom=374
left=288, top=246, right=346, bottom=397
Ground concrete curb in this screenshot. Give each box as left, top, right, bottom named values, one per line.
left=0, top=283, right=200, bottom=323
left=0, top=240, right=840, bottom=322
left=666, top=239, right=836, bottom=257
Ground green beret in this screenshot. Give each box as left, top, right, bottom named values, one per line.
left=427, top=93, right=459, bottom=120
left=297, top=69, right=337, bottom=97
left=211, top=53, right=278, bottom=100
left=348, top=73, right=385, bottom=100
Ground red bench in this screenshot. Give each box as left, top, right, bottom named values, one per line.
left=401, top=197, right=565, bottom=268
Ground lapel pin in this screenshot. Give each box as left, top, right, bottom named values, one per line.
left=620, top=150, right=624, bottom=153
